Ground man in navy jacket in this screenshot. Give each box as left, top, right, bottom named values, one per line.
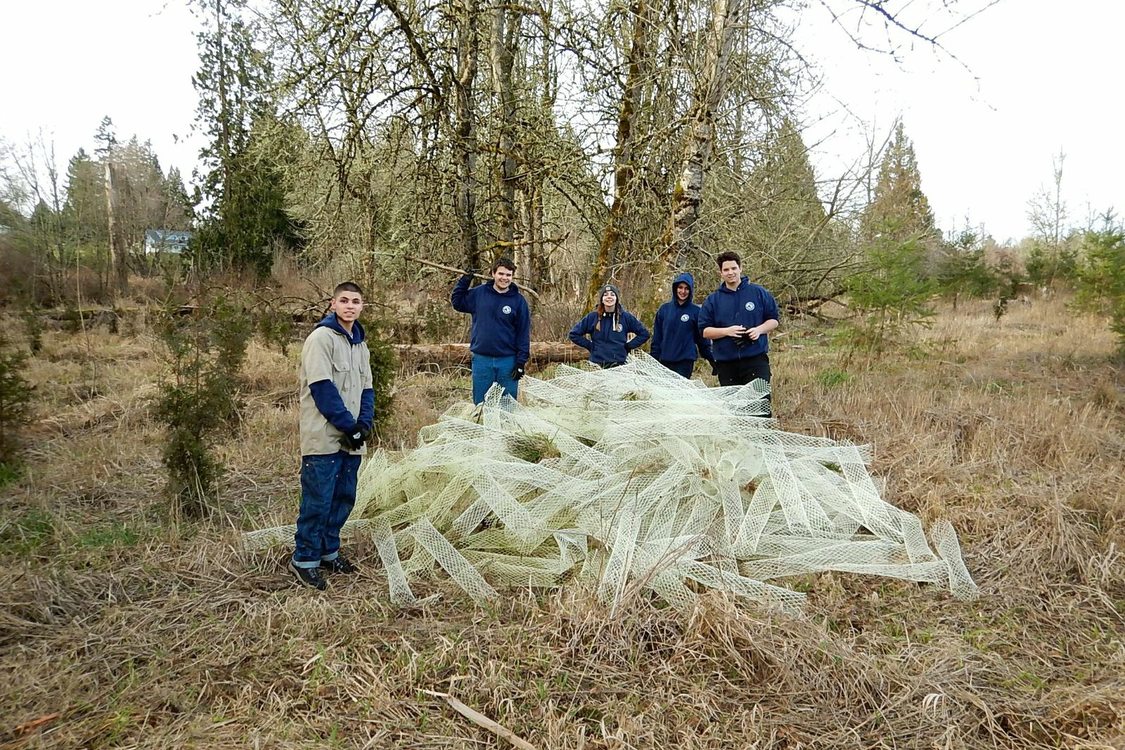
left=698, top=251, right=780, bottom=414
left=451, top=257, right=531, bottom=404
left=650, top=272, right=713, bottom=378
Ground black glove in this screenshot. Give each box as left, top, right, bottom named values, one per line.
left=510, top=365, right=525, bottom=381
left=464, top=267, right=480, bottom=278
left=341, top=428, right=369, bottom=451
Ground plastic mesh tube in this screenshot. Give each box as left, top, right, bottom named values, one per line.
left=244, top=351, right=978, bottom=608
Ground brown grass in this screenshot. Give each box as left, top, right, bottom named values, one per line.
left=1, top=299, right=1122, bottom=749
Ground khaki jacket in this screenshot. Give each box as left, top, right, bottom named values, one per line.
left=298, top=324, right=373, bottom=456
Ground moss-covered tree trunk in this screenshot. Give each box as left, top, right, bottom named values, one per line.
left=665, top=0, right=743, bottom=272
left=584, top=0, right=657, bottom=312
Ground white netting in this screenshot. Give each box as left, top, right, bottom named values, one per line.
left=246, top=352, right=978, bottom=612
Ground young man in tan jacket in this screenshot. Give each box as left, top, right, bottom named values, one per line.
left=289, top=282, right=374, bottom=590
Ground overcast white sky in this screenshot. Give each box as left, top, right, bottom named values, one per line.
left=2, top=0, right=1120, bottom=243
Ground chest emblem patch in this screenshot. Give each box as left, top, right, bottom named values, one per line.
left=502, top=305, right=512, bottom=315
left=745, top=301, right=756, bottom=312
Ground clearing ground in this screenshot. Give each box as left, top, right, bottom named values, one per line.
left=1, top=298, right=1122, bottom=749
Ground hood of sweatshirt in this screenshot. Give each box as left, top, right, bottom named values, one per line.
left=315, top=312, right=366, bottom=345
left=671, top=272, right=695, bottom=307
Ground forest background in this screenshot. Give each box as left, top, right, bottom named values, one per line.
left=0, top=0, right=1122, bottom=746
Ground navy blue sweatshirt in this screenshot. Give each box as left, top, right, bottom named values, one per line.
left=308, top=313, right=375, bottom=433
left=697, top=276, right=780, bottom=362
left=650, top=272, right=713, bottom=364
left=451, top=275, right=531, bottom=366
left=569, top=307, right=650, bottom=366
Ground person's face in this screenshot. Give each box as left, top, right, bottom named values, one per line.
left=720, top=261, right=741, bottom=286
left=332, top=291, right=364, bottom=322
left=492, top=265, right=514, bottom=291
left=675, top=283, right=690, bottom=302
left=602, top=290, right=618, bottom=308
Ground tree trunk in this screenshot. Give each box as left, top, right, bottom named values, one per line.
left=666, top=0, right=743, bottom=271
left=584, top=0, right=657, bottom=311
left=104, top=161, right=128, bottom=295
left=454, top=0, right=482, bottom=269
left=491, top=4, right=521, bottom=251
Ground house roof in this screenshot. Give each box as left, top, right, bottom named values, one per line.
left=145, top=229, right=193, bottom=244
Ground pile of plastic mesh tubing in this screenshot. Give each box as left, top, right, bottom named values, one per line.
left=245, top=352, right=977, bottom=611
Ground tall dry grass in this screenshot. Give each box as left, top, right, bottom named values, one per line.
left=0, top=299, right=1122, bottom=749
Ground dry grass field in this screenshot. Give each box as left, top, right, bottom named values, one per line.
left=1, top=297, right=1122, bottom=749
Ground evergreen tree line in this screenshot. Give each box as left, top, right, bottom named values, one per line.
left=0, top=118, right=192, bottom=304
left=0, top=0, right=1119, bottom=356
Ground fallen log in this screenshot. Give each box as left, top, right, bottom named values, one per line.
left=393, top=341, right=585, bottom=371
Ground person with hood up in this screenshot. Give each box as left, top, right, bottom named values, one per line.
left=698, top=251, right=780, bottom=414
left=289, top=282, right=375, bottom=591
left=451, top=257, right=532, bottom=404
left=569, top=283, right=651, bottom=368
left=650, top=272, right=714, bottom=378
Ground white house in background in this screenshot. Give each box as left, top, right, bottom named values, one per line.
left=144, top=229, right=193, bottom=255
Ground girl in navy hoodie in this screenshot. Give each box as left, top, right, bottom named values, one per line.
left=650, top=272, right=714, bottom=378
left=568, top=284, right=650, bottom=368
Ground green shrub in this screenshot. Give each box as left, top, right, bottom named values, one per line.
left=258, top=310, right=296, bottom=356
left=21, top=308, right=43, bottom=354
left=362, top=316, right=398, bottom=437
left=1073, top=219, right=1125, bottom=357
left=0, top=334, right=34, bottom=480
left=840, top=235, right=935, bottom=356
left=153, top=294, right=252, bottom=517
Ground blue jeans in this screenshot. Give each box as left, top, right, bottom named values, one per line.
left=470, top=353, right=517, bottom=404
left=292, top=451, right=362, bottom=568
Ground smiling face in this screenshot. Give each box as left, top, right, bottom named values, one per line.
left=331, top=290, right=364, bottom=326
left=675, top=282, right=690, bottom=302
left=492, top=265, right=514, bottom=292
left=601, top=290, right=618, bottom=309
left=720, top=260, right=741, bottom=288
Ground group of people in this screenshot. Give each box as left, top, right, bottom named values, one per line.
left=287, top=252, right=779, bottom=589
left=453, top=250, right=779, bottom=398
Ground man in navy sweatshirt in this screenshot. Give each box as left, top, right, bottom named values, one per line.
left=650, top=272, right=714, bottom=378
left=451, top=257, right=532, bottom=404
left=290, top=282, right=375, bottom=590
left=698, top=252, right=780, bottom=414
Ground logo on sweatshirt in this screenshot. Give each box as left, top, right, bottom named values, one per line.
left=745, top=301, right=756, bottom=312
left=502, top=305, right=512, bottom=315
left=680, top=313, right=690, bottom=322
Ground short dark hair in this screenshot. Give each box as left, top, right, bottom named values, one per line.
left=333, top=281, right=364, bottom=297
left=492, top=257, right=516, bottom=273
left=716, top=251, right=741, bottom=268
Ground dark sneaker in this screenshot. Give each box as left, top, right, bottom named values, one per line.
left=288, top=560, right=328, bottom=590
left=321, top=555, right=358, bottom=574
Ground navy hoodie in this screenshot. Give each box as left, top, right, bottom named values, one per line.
left=308, top=313, right=375, bottom=433
left=569, top=299, right=651, bottom=366
left=650, top=272, right=713, bottom=364
left=697, top=276, right=779, bottom=362
left=451, top=274, right=531, bottom=366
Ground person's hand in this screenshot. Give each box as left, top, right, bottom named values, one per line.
left=464, top=266, right=480, bottom=278
left=510, top=365, right=525, bottom=381
left=727, top=325, right=748, bottom=338
left=341, top=428, right=369, bottom=450
left=745, top=327, right=761, bottom=341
